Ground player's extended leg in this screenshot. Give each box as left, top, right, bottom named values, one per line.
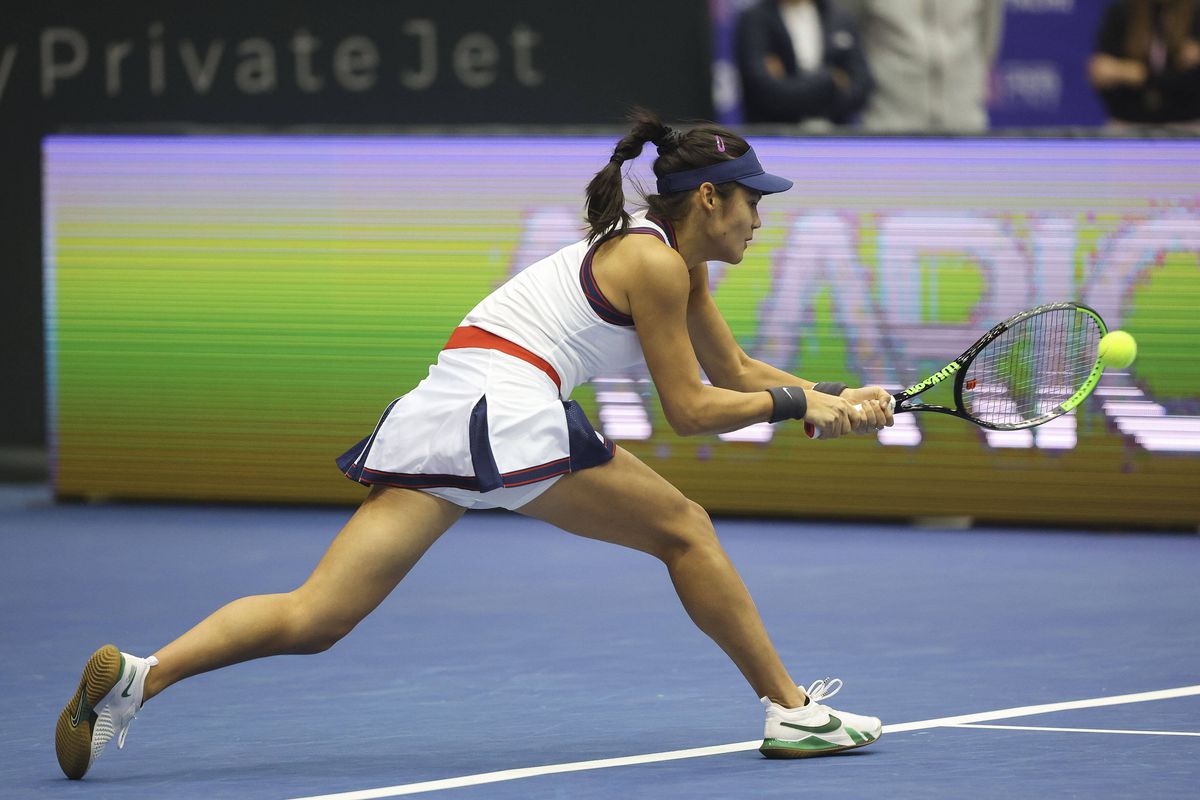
left=518, top=446, right=804, bottom=708
left=517, top=446, right=882, bottom=758
left=145, top=486, right=464, bottom=699
left=56, top=486, right=463, bottom=779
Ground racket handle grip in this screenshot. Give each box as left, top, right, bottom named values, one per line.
left=804, top=396, right=896, bottom=439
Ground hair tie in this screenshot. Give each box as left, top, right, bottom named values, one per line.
left=653, top=126, right=681, bottom=150
left=609, top=154, right=624, bottom=164
left=715, top=135, right=726, bottom=153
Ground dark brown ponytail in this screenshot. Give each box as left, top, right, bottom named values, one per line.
left=585, top=108, right=752, bottom=242
left=585, top=108, right=677, bottom=241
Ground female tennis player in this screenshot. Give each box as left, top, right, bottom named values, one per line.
left=56, top=109, right=894, bottom=779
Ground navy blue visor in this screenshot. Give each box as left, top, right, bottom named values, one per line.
left=655, top=147, right=793, bottom=196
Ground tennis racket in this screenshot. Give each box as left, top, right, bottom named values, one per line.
left=805, top=302, right=1109, bottom=438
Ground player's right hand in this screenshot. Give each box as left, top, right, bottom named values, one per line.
left=803, top=389, right=859, bottom=439
left=848, top=397, right=893, bottom=435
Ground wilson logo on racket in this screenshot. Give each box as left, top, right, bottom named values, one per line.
left=903, top=362, right=961, bottom=396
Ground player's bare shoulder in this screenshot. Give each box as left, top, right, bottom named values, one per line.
left=616, top=235, right=691, bottom=325
left=611, top=232, right=689, bottom=299
left=593, top=230, right=688, bottom=315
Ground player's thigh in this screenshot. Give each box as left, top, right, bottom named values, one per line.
left=517, top=446, right=714, bottom=560
left=296, top=485, right=465, bottom=622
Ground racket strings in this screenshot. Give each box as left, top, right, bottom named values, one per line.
left=963, top=309, right=1101, bottom=427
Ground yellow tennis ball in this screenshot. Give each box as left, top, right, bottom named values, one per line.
left=1099, top=330, right=1137, bottom=369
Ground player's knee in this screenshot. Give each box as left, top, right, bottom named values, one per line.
left=653, top=498, right=719, bottom=563
left=302, top=618, right=356, bottom=653
left=285, top=591, right=359, bottom=654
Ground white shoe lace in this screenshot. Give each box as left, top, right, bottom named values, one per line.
left=804, top=677, right=843, bottom=705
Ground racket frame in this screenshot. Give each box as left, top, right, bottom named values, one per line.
left=891, top=301, right=1108, bottom=431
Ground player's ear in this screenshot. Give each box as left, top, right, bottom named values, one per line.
left=697, top=182, right=717, bottom=210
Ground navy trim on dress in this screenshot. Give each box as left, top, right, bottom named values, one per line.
left=579, top=226, right=673, bottom=328
left=336, top=399, right=615, bottom=493
left=646, top=213, right=679, bottom=250
left=336, top=396, right=402, bottom=482
left=355, top=468, right=483, bottom=491
left=501, top=457, right=572, bottom=487
left=579, top=237, right=635, bottom=327
left=335, top=435, right=371, bottom=477
left=564, top=400, right=616, bottom=471
left=468, top=396, right=503, bottom=492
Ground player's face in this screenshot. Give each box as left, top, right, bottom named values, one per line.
left=713, top=186, right=762, bottom=264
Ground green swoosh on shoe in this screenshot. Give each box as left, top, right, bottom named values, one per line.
left=780, top=714, right=841, bottom=735
left=120, top=668, right=137, bottom=698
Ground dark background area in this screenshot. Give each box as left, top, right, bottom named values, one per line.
left=0, top=0, right=713, bottom=464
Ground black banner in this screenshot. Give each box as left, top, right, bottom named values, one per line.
left=4, top=1, right=712, bottom=125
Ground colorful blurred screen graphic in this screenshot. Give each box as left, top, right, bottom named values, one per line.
left=43, top=135, right=1200, bottom=525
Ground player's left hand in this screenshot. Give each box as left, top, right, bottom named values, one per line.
left=842, top=386, right=894, bottom=434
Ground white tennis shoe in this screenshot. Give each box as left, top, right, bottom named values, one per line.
left=55, top=645, right=158, bottom=779
left=759, top=678, right=882, bottom=758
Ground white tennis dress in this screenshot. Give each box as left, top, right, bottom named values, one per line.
left=337, top=211, right=680, bottom=510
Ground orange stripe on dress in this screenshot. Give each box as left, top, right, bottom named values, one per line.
left=443, top=326, right=562, bottom=391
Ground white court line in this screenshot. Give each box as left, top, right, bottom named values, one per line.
left=951, top=723, right=1200, bottom=737
left=286, top=684, right=1200, bottom=800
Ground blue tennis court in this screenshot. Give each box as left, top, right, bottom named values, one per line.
left=3, top=485, right=1197, bottom=799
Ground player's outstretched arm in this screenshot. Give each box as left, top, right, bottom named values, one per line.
left=683, top=266, right=881, bottom=436
left=627, top=244, right=774, bottom=436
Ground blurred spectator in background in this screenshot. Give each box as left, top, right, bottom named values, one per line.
left=841, top=0, right=1004, bottom=132
left=735, top=0, right=873, bottom=128
left=1090, top=0, right=1200, bottom=126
